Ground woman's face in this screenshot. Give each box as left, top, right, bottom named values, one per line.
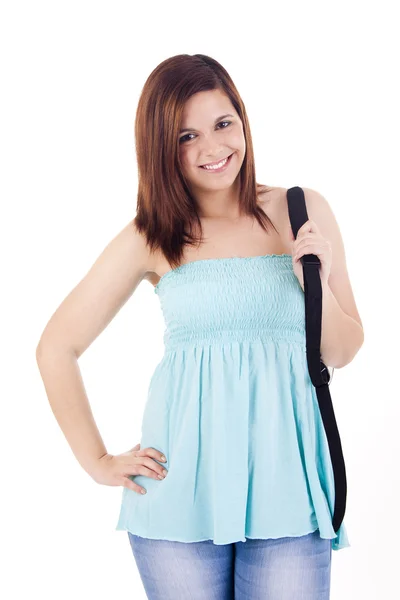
left=178, top=89, right=246, bottom=194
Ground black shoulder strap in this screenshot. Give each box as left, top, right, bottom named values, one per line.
left=286, top=186, right=347, bottom=534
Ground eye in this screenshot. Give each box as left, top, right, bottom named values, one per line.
left=217, top=120, right=231, bottom=129
left=179, top=133, right=195, bottom=144
left=179, top=120, right=232, bottom=144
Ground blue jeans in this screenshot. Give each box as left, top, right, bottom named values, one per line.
left=127, top=529, right=332, bottom=599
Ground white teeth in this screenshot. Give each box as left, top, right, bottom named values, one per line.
left=202, top=156, right=229, bottom=170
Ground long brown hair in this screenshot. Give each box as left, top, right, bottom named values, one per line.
left=133, top=53, right=278, bottom=270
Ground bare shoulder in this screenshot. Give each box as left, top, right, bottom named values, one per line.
left=258, top=184, right=337, bottom=227
left=84, top=218, right=153, bottom=287
left=258, top=185, right=288, bottom=214
left=37, top=219, right=154, bottom=357
left=256, top=185, right=292, bottom=246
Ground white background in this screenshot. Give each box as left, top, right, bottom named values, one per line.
left=1, top=1, right=398, bottom=598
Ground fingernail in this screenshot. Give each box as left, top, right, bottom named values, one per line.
left=160, top=455, right=166, bottom=462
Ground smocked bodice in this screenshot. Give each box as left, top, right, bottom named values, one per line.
left=154, top=254, right=306, bottom=351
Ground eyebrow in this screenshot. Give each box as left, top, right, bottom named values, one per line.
left=179, top=113, right=235, bottom=134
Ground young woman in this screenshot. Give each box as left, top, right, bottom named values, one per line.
left=36, top=54, right=364, bottom=599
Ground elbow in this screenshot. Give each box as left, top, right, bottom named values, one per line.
left=336, top=327, right=365, bottom=369
left=35, top=334, right=76, bottom=364
left=36, top=339, right=46, bottom=363
left=36, top=332, right=52, bottom=362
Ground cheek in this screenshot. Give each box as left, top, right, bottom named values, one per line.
left=178, top=146, right=194, bottom=170
left=231, top=131, right=245, bottom=152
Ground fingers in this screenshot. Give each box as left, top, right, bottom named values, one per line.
left=134, top=457, right=168, bottom=479
left=130, top=462, right=167, bottom=479
left=124, top=446, right=169, bottom=496
left=122, top=458, right=168, bottom=495
left=122, top=477, right=147, bottom=495
left=132, top=445, right=167, bottom=463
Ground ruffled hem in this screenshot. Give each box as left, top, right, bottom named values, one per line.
left=115, top=339, right=350, bottom=552
left=116, top=520, right=349, bottom=551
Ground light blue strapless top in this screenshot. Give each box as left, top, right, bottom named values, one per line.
left=115, top=254, right=350, bottom=551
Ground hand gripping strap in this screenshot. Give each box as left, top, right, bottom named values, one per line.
left=287, top=186, right=347, bottom=533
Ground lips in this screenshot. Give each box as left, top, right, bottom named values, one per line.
left=199, top=153, right=233, bottom=168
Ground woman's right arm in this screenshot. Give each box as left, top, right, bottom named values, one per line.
left=35, top=220, right=165, bottom=487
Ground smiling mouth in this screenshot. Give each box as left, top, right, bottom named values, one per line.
left=199, top=153, right=234, bottom=169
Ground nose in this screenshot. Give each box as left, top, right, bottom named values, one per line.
left=197, top=130, right=230, bottom=165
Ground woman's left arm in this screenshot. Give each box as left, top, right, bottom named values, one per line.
left=290, top=187, right=364, bottom=369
